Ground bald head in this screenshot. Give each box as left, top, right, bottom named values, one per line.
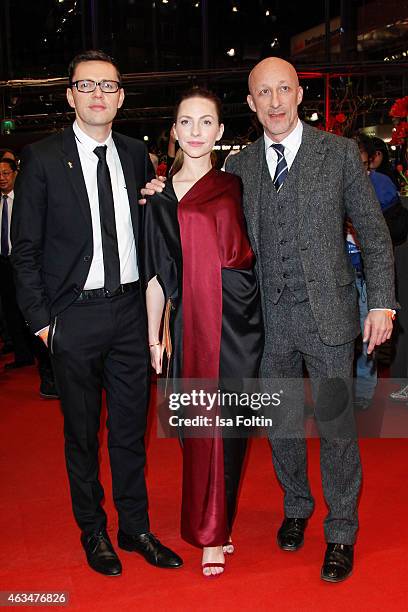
left=248, top=57, right=299, bottom=94
left=247, top=56, right=303, bottom=143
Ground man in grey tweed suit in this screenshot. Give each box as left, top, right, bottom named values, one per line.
left=225, top=57, right=395, bottom=582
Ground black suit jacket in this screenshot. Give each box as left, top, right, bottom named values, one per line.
left=11, top=125, right=154, bottom=333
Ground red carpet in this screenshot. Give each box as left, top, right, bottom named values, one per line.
left=1, top=359, right=408, bottom=610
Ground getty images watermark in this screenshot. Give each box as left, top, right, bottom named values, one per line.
left=156, top=378, right=289, bottom=438
left=156, top=377, right=408, bottom=439
left=166, top=387, right=282, bottom=428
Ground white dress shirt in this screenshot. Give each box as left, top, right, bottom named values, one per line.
left=0, top=190, right=14, bottom=254
left=264, top=118, right=303, bottom=181
left=73, top=121, right=138, bottom=289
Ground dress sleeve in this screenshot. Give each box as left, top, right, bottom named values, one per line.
left=142, top=196, right=180, bottom=301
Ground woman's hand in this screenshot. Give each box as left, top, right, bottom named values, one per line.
left=149, top=342, right=164, bottom=374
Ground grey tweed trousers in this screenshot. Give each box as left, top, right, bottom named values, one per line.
left=262, top=288, right=362, bottom=545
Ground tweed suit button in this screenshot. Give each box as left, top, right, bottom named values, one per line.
left=280, top=240, right=286, bottom=245
left=283, top=273, right=289, bottom=279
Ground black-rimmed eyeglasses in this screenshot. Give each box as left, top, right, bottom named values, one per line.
left=71, top=80, right=122, bottom=93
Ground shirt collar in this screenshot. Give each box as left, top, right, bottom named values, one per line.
left=73, top=120, right=113, bottom=155
left=264, top=118, right=303, bottom=156
left=1, top=190, right=13, bottom=201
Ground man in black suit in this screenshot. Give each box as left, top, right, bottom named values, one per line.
left=11, top=50, right=182, bottom=576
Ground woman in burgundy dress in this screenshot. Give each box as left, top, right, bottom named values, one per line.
left=144, top=88, right=263, bottom=576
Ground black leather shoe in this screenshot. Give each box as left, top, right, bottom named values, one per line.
left=39, top=378, right=60, bottom=399
left=277, top=517, right=307, bottom=551
left=117, top=530, right=183, bottom=569
left=321, top=543, right=354, bottom=583
left=81, top=530, right=122, bottom=576
left=5, top=359, right=35, bottom=370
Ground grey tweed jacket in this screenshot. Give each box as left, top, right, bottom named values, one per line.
left=225, top=121, right=396, bottom=346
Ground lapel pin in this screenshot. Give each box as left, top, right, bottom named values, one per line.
left=68, top=161, right=73, bottom=169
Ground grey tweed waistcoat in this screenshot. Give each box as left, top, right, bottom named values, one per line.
left=260, top=148, right=308, bottom=305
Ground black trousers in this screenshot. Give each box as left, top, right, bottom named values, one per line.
left=50, top=285, right=150, bottom=536
left=0, top=256, right=33, bottom=363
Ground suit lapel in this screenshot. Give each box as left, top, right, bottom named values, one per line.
left=297, top=122, right=327, bottom=232
left=113, top=133, right=139, bottom=237
left=242, top=137, right=264, bottom=254
left=61, top=126, right=92, bottom=226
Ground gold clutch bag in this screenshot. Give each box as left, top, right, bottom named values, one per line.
left=161, top=298, right=173, bottom=392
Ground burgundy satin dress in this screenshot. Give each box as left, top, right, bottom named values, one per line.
left=144, top=168, right=263, bottom=547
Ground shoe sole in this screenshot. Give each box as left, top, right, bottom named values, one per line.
left=40, top=394, right=60, bottom=399
left=88, top=567, right=122, bottom=577
left=277, top=538, right=304, bottom=552
left=85, top=560, right=122, bottom=577
left=389, top=396, right=408, bottom=403
left=118, top=543, right=183, bottom=569
left=320, top=569, right=352, bottom=583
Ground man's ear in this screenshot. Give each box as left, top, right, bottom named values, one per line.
left=117, top=88, right=125, bottom=109
left=247, top=94, right=256, bottom=113
left=66, top=87, right=75, bottom=110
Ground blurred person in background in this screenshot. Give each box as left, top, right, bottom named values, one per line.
left=347, top=136, right=407, bottom=410
left=0, top=157, right=58, bottom=398
left=0, top=148, right=18, bottom=163
left=369, top=137, right=400, bottom=188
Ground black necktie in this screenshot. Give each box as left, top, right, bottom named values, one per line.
left=93, top=145, right=121, bottom=293
left=1, top=194, right=9, bottom=256
left=271, top=144, right=288, bottom=192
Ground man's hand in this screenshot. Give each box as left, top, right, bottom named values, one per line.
left=363, top=311, right=393, bottom=355
left=38, top=325, right=50, bottom=347
left=139, top=176, right=166, bottom=205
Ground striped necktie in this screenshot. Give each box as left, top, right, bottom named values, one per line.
left=271, top=144, right=288, bottom=192
left=1, top=194, right=9, bottom=256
